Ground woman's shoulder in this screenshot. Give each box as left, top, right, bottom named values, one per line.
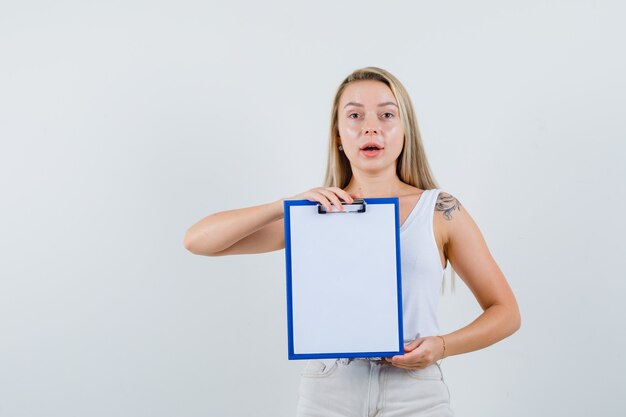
left=431, top=189, right=483, bottom=248
left=433, top=189, right=463, bottom=221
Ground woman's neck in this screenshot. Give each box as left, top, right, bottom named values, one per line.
left=345, top=171, right=412, bottom=198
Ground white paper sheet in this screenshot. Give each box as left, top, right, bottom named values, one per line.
left=285, top=199, right=402, bottom=358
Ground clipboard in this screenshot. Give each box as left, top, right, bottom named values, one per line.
left=283, top=198, right=404, bottom=360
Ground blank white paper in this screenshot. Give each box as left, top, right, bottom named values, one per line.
left=287, top=201, right=401, bottom=356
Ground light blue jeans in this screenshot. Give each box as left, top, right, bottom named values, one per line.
left=296, top=358, right=454, bottom=417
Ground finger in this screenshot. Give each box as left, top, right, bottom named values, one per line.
left=394, top=346, right=430, bottom=365
left=404, top=338, right=424, bottom=353
left=391, top=358, right=424, bottom=369
left=392, top=355, right=420, bottom=366
left=328, top=187, right=354, bottom=204
left=317, top=189, right=344, bottom=211
left=309, top=192, right=332, bottom=212
left=322, top=188, right=347, bottom=210
left=389, top=351, right=420, bottom=367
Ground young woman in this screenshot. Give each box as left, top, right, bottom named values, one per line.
left=184, top=67, right=521, bottom=416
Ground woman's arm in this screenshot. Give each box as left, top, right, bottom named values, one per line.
left=439, top=192, right=521, bottom=356
left=183, top=200, right=286, bottom=256
left=183, top=187, right=354, bottom=256
left=389, top=192, right=521, bottom=369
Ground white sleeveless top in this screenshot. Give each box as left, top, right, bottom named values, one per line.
left=400, top=188, right=446, bottom=341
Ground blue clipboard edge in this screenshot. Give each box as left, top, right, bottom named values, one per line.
left=283, top=198, right=404, bottom=360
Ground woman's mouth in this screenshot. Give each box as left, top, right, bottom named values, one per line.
left=360, top=143, right=384, bottom=157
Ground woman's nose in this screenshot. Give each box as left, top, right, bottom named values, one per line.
left=363, top=114, right=380, bottom=136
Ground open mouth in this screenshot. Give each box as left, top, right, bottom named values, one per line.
left=360, top=142, right=384, bottom=156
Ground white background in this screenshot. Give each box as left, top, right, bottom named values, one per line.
left=1, top=1, right=625, bottom=416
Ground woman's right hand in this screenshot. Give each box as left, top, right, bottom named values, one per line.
left=288, top=187, right=358, bottom=213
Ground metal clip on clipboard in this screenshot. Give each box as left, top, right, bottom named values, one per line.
left=317, top=198, right=367, bottom=214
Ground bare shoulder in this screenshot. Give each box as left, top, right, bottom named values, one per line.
left=435, top=191, right=463, bottom=221
left=434, top=190, right=489, bottom=259
left=433, top=191, right=473, bottom=248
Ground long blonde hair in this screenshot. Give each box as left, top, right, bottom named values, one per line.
left=323, top=66, right=439, bottom=190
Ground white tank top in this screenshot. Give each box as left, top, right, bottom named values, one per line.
left=400, top=188, right=445, bottom=341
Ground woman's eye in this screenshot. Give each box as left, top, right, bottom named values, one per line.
left=382, top=113, right=394, bottom=119
left=348, top=113, right=360, bottom=119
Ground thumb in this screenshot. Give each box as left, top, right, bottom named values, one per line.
left=404, top=337, right=424, bottom=353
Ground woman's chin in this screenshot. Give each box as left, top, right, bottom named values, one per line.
left=351, top=160, right=397, bottom=175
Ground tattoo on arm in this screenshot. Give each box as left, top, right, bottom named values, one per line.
left=436, top=192, right=462, bottom=221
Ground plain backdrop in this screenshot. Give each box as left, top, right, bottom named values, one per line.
left=1, top=1, right=625, bottom=416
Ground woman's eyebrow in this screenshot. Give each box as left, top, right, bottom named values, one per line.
left=343, top=101, right=398, bottom=108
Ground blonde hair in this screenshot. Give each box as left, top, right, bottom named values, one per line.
left=323, top=66, right=439, bottom=190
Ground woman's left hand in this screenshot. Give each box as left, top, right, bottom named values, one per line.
left=385, top=336, right=445, bottom=370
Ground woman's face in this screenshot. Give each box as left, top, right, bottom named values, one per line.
left=337, top=80, right=405, bottom=176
